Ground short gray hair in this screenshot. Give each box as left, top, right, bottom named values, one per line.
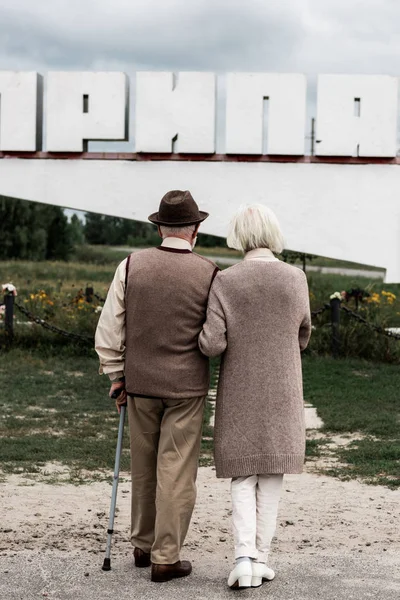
left=227, top=204, right=284, bottom=254
left=159, top=224, right=197, bottom=238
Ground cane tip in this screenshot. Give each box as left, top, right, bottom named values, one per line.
left=102, top=558, right=111, bottom=571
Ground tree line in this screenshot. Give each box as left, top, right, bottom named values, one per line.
left=0, top=197, right=225, bottom=261
left=0, top=196, right=73, bottom=260
left=83, top=212, right=225, bottom=248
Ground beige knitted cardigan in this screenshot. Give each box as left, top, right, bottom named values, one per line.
left=199, top=260, right=312, bottom=478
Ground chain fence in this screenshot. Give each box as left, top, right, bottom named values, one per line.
left=94, top=292, right=106, bottom=303
left=14, top=301, right=94, bottom=344
left=311, top=304, right=330, bottom=318
left=11, top=298, right=334, bottom=345
left=340, top=304, right=400, bottom=340
left=1, top=293, right=399, bottom=350
left=310, top=301, right=400, bottom=340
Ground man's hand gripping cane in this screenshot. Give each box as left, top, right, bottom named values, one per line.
left=109, top=379, right=127, bottom=413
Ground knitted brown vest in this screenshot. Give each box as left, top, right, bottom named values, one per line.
left=124, top=247, right=219, bottom=399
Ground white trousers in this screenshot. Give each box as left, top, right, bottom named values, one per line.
left=231, top=474, right=284, bottom=564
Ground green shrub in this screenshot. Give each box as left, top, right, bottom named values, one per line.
left=2, top=257, right=400, bottom=363
left=309, top=291, right=400, bottom=363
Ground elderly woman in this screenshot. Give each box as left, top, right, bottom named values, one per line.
left=199, top=204, right=311, bottom=590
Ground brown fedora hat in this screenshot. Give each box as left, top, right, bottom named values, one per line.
left=148, top=190, right=209, bottom=226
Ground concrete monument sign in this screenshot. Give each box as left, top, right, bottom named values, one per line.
left=0, top=71, right=399, bottom=282
left=0, top=71, right=399, bottom=155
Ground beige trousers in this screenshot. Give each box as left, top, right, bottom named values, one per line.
left=127, top=394, right=206, bottom=564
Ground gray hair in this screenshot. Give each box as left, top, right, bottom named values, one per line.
left=227, top=204, right=284, bottom=254
left=159, top=224, right=197, bottom=238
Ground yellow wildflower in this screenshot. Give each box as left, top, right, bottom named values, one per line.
left=381, top=291, right=396, bottom=305
left=366, top=293, right=380, bottom=304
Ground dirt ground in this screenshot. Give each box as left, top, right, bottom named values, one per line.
left=1, top=461, right=399, bottom=564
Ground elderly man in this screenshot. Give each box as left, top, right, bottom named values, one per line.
left=95, top=190, right=218, bottom=583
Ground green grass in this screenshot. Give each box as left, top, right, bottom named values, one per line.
left=1, top=253, right=399, bottom=487
left=305, top=438, right=330, bottom=457
left=0, top=349, right=218, bottom=481
left=1, top=350, right=398, bottom=488
left=302, top=356, right=400, bottom=488
left=71, top=244, right=132, bottom=266
left=0, top=258, right=117, bottom=298
left=333, top=439, right=400, bottom=488
left=0, top=350, right=123, bottom=477
left=303, top=356, right=400, bottom=437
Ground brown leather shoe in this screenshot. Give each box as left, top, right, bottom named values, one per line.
left=151, top=560, right=192, bottom=582
left=133, top=547, right=151, bottom=568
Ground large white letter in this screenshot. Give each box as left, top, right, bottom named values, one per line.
left=316, top=75, right=398, bottom=157
left=46, top=72, right=128, bottom=152
left=0, top=71, right=43, bottom=151
left=225, top=73, right=306, bottom=155
left=135, top=72, right=215, bottom=153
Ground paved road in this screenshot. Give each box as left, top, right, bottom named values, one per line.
left=2, top=552, right=399, bottom=600
left=305, top=265, right=385, bottom=279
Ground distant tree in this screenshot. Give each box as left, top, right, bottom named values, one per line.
left=46, top=210, right=73, bottom=259
left=84, top=213, right=159, bottom=246
left=197, top=232, right=226, bottom=248
left=83, top=212, right=226, bottom=248
left=0, top=196, right=72, bottom=260
left=84, top=213, right=112, bottom=245
left=68, top=213, right=85, bottom=246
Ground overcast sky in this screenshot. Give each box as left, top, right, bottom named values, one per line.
left=1, top=0, right=399, bottom=77
left=1, top=0, right=400, bottom=156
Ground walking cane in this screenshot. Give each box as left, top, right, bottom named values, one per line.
left=102, top=388, right=127, bottom=571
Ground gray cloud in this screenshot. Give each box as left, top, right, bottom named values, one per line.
left=0, top=0, right=303, bottom=71
left=297, top=0, right=400, bottom=75
left=1, top=0, right=399, bottom=76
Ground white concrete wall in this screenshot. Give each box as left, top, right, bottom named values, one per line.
left=1, top=70, right=400, bottom=157
left=0, top=159, right=399, bottom=282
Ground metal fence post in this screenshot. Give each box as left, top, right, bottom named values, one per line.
left=330, top=298, right=340, bottom=358
left=4, top=292, right=15, bottom=346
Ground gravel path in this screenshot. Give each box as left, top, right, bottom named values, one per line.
left=1, top=466, right=399, bottom=599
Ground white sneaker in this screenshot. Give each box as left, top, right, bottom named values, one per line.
left=227, top=561, right=253, bottom=589
left=251, top=562, right=275, bottom=587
